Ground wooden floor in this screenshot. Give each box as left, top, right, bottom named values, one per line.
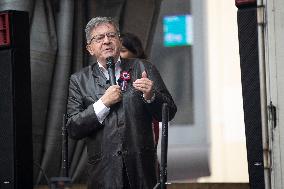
left=167, top=183, right=250, bottom=189
left=35, top=183, right=250, bottom=189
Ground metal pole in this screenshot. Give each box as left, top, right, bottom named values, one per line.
left=160, top=103, right=169, bottom=189
left=61, top=114, right=69, bottom=177
left=256, top=1, right=271, bottom=188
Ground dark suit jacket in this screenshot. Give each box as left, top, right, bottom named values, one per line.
left=66, top=58, right=177, bottom=189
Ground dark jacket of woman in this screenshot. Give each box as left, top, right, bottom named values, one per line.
left=66, top=58, right=177, bottom=189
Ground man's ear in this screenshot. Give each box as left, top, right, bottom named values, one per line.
left=86, top=44, right=94, bottom=55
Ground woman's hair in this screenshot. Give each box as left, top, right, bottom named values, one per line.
left=120, top=33, right=147, bottom=59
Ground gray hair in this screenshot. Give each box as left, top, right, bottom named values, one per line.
left=85, top=17, right=120, bottom=44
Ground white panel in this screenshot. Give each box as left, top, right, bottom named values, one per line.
left=265, top=0, right=284, bottom=188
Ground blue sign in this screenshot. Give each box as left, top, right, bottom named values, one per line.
left=163, top=15, right=193, bottom=47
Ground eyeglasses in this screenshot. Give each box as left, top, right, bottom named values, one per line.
left=89, top=32, right=119, bottom=44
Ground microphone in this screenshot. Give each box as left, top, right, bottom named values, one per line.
left=106, top=56, right=116, bottom=85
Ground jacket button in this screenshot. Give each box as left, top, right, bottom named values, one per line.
left=117, top=151, right=122, bottom=156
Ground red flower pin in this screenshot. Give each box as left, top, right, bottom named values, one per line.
left=119, top=71, right=131, bottom=91
left=120, top=71, right=131, bottom=81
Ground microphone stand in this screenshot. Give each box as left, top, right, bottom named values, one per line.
left=50, top=114, right=71, bottom=189
left=61, top=114, right=69, bottom=177
left=161, top=103, right=169, bottom=189
left=154, top=103, right=169, bottom=189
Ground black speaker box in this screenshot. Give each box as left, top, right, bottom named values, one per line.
left=0, top=10, right=33, bottom=189
left=237, top=6, right=265, bottom=189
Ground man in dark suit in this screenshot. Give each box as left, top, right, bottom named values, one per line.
left=66, top=16, right=177, bottom=189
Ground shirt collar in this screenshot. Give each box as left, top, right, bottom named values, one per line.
left=97, top=57, right=121, bottom=70
left=97, top=57, right=121, bottom=79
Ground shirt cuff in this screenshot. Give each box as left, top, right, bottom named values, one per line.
left=93, top=99, right=110, bottom=123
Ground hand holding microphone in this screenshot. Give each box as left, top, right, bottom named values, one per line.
left=101, top=57, right=121, bottom=107
left=101, top=85, right=121, bottom=107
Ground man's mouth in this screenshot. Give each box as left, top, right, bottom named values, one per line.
left=104, top=47, right=113, bottom=52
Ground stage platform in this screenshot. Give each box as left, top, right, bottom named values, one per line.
left=35, top=183, right=250, bottom=189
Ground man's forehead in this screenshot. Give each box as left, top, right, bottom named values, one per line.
left=92, top=23, right=116, bottom=34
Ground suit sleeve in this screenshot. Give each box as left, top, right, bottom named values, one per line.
left=143, top=61, right=177, bottom=122
left=66, top=74, right=102, bottom=140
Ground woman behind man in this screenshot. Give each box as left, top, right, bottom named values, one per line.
left=120, top=32, right=159, bottom=146
left=120, top=32, right=147, bottom=59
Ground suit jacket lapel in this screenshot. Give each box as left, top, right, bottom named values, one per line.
left=120, top=58, right=134, bottom=82
left=91, top=63, right=109, bottom=99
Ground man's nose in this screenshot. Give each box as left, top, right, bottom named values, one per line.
left=102, top=35, right=111, bottom=43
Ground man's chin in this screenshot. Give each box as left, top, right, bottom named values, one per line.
left=104, top=52, right=118, bottom=59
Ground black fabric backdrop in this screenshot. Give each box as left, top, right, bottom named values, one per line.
left=0, top=0, right=161, bottom=184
